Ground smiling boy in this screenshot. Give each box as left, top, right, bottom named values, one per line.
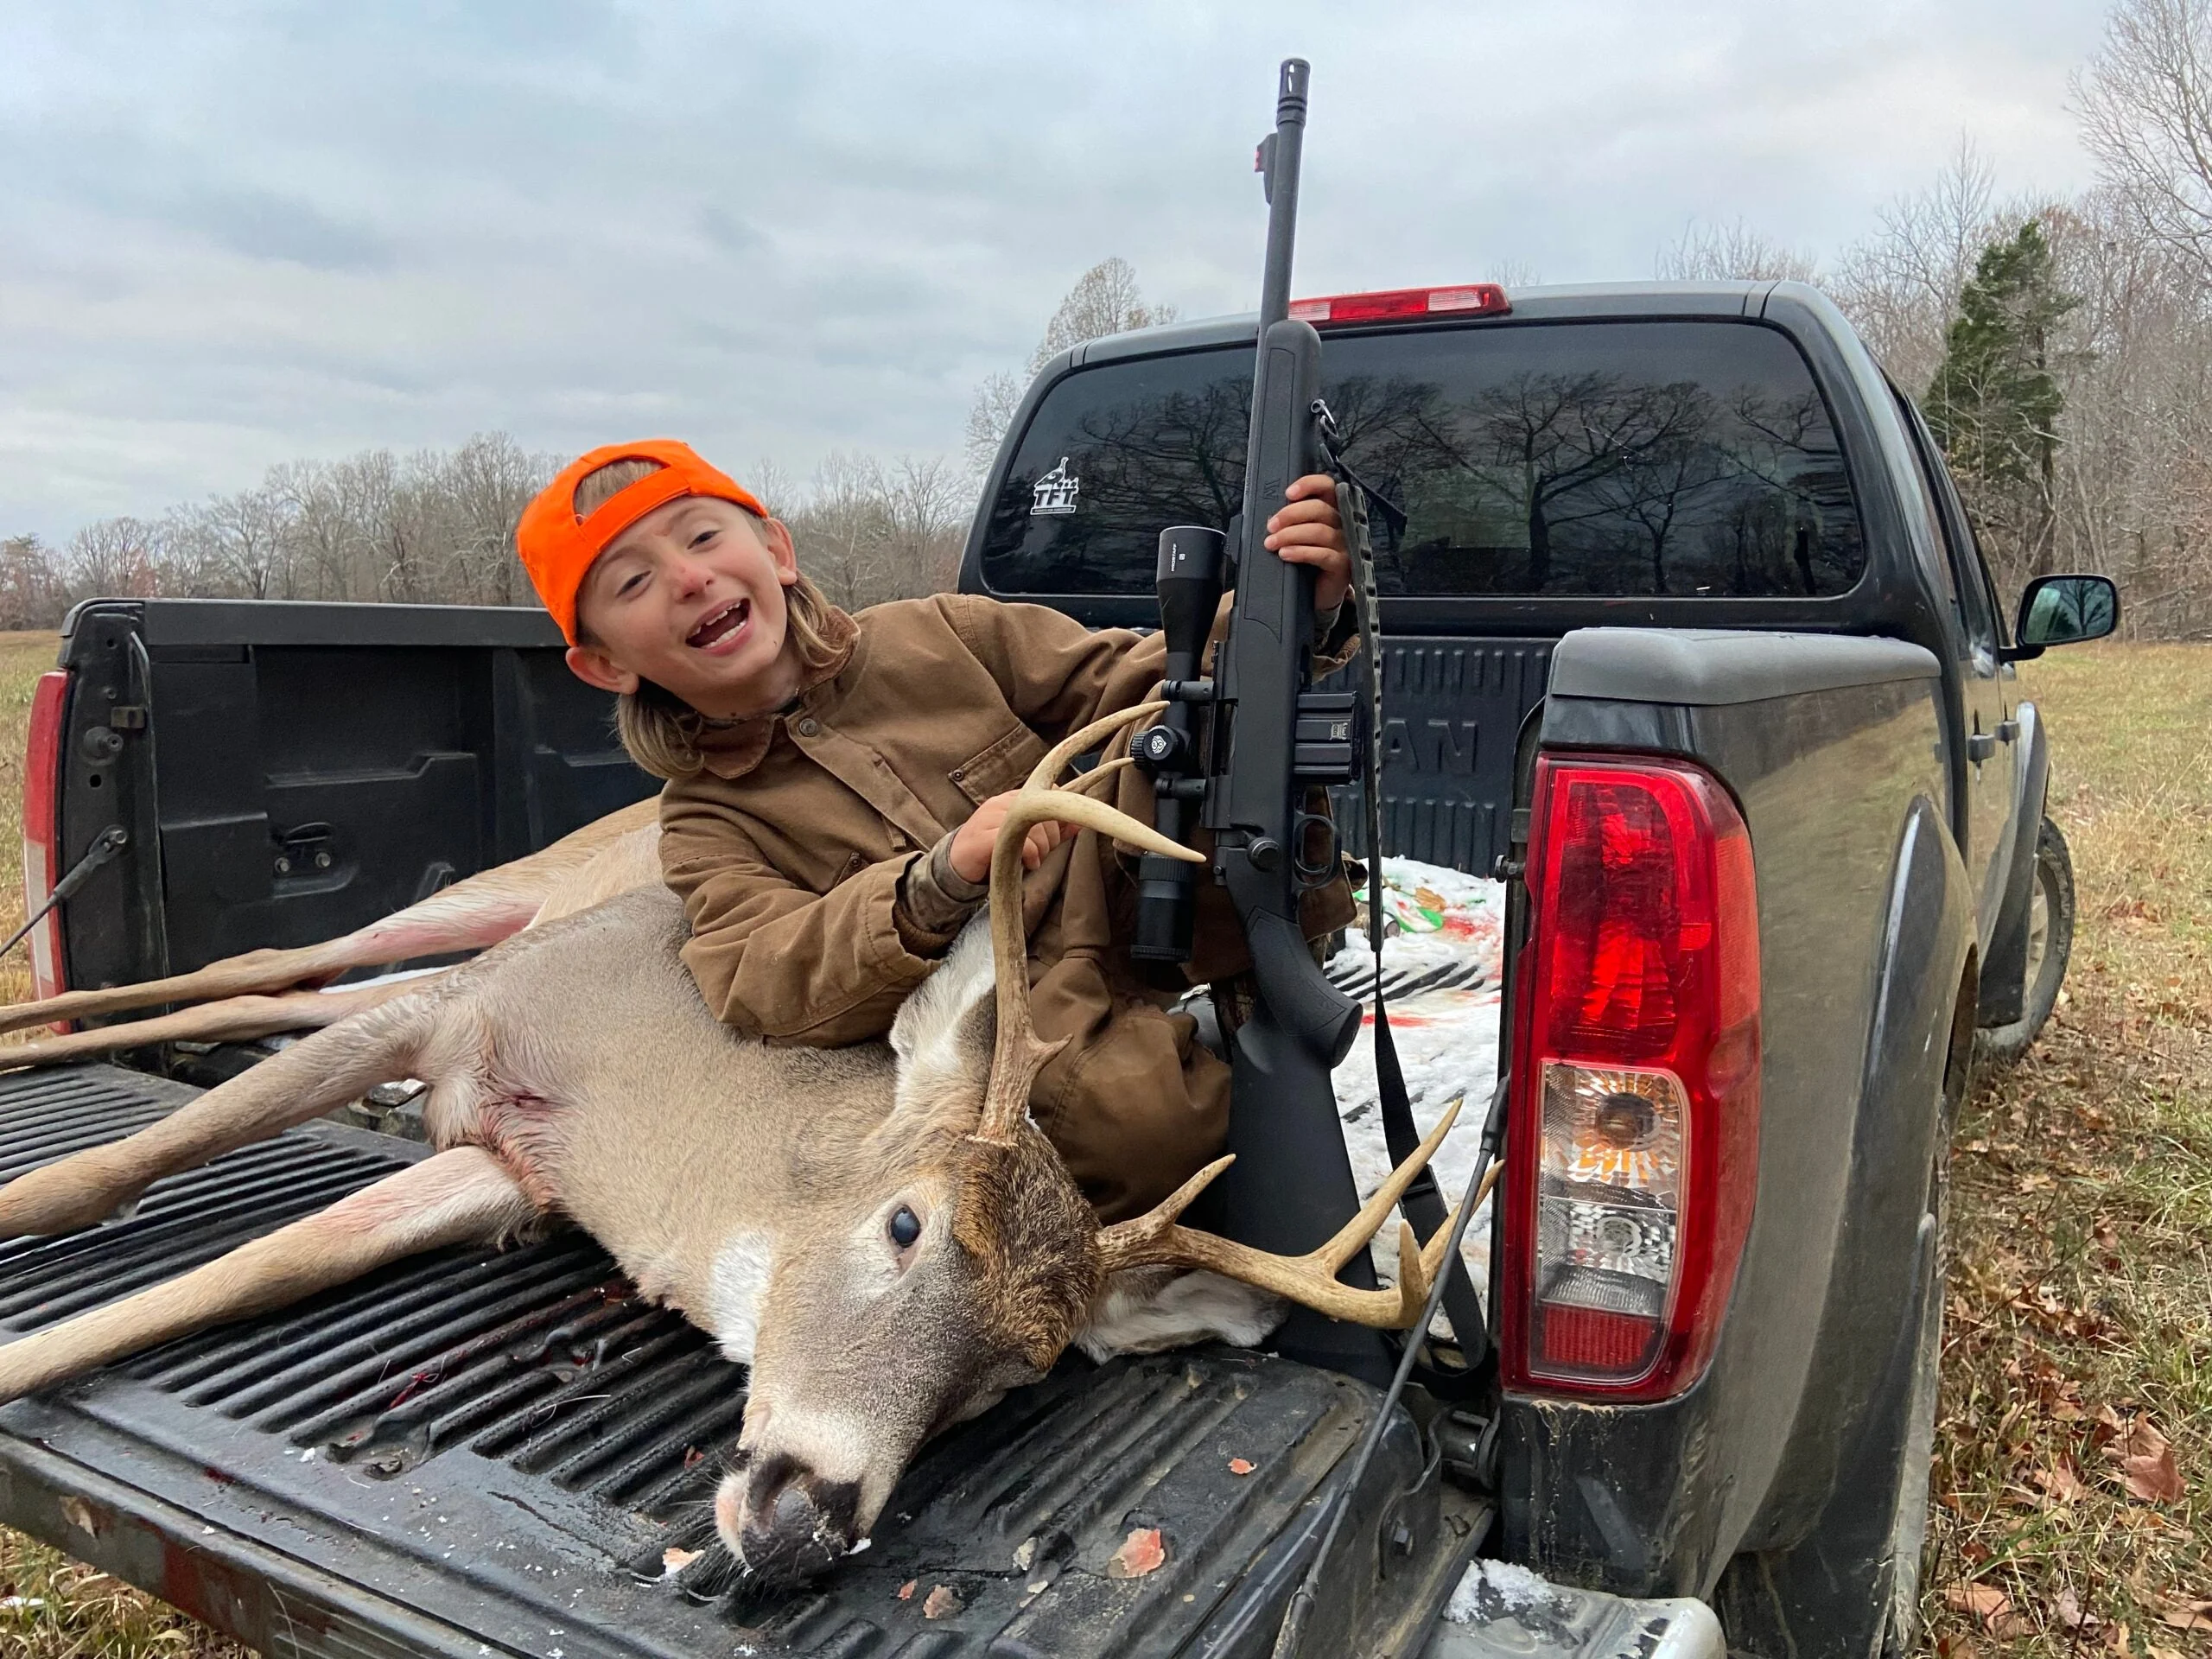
left=519, top=440, right=1357, bottom=1221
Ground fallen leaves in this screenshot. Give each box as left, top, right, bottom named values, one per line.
left=2102, top=896, right=2163, bottom=924
left=2053, top=1585, right=2098, bottom=1632
left=2106, top=1417, right=2184, bottom=1503
left=922, top=1584, right=963, bottom=1619
left=1948, top=1580, right=2016, bottom=1636
left=1106, top=1527, right=1166, bottom=1580
left=2157, top=1597, right=2212, bottom=1632
left=2030, top=1461, right=2089, bottom=1505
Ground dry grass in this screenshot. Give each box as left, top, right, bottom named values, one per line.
left=0, top=1529, right=250, bottom=1658
left=1922, top=643, right=2212, bottom=1656
left=0, top=638, right=2201, bottom=1655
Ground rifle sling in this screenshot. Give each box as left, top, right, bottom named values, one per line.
left=1332, top=460, right=1493, bottom=1370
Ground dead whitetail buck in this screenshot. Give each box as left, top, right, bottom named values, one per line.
left=0, top=705, right=1465, bottom=1583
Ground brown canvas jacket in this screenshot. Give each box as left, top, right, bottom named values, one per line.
left=658, top=592, right=1355, bottom=1219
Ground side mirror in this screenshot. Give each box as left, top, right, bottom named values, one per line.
left=2009, top=574, right=2119, bottom=659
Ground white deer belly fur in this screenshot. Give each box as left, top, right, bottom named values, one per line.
left=1078, top=1269, right=1285, bottom=1361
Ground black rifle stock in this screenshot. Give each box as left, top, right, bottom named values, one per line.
left=1205, top=60, right=1388, bottom=1382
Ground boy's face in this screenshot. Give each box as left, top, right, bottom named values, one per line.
left=564, top=495, right=801, bottom=718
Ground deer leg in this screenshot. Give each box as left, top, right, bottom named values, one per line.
left=0, top=975, right=446, bottom=1076
left=0, top=990, right=441, bottom=1240
left=0, top=798, right=658, bottom=1037
left=0, top=1147, right=536, bottom=1405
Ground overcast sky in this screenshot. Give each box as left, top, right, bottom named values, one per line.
left=1, top=0, right=2111, bottom=540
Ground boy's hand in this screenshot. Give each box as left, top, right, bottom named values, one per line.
left=950, top=791, right=1073, bottom=886
left=1265, top=473, right=1351, bottom=615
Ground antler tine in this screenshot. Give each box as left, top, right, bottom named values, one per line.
left=1063, top=754, right=1135, bottom=800
left=1093, top=1099, right=1469, bottom=1329
left=974, top=782, right=1205, bottom=1147
left=1024, top=702, right=1169, bottom=793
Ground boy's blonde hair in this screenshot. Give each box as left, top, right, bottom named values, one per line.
left=569, top=458, right=843, bottom=781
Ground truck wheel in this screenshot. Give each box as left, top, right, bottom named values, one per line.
left=1976, top=815, right=2075, bottom=1066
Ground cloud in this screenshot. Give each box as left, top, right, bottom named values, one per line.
left=0, top=0, right=2108, bottom=537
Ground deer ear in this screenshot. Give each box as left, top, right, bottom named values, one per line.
left=889, top=915, right=998, bottom=1119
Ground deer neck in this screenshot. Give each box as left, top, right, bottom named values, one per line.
left=545, top=1039, right=903, bottom=1356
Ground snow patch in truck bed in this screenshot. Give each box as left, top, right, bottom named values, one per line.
left=1330, top=861, right=1507, bottom=1313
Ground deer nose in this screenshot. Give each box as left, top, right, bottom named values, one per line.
left=731, top=1456, right=860, bottom=1583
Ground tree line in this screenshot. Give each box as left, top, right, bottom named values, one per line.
left=0, top=437, right=968, bottom=632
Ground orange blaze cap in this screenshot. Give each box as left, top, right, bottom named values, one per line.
left=517, top=439, right=767, bottom=645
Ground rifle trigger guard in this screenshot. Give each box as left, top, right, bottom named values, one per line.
left=1291, top=810, right=1339, bottom=887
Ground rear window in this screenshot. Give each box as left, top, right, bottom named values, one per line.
left=980, top=320, right=1865, bottom=600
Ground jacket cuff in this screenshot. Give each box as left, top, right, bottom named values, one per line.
left=1312, top=600, right=1361, bottom=676
left=893, top=835, right=988, bottom=955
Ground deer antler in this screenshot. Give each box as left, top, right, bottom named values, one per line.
left=1094, top=1099, right=1473, bottom=1328
left=974, top=702, right=1205, bottom=1147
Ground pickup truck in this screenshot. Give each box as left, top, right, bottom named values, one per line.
left=0, top=278, right=2114, bottom=1659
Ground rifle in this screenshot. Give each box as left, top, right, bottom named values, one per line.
left=1129, top=58, right=1390, bottom=1382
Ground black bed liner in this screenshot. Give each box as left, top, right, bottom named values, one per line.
left=0, top=1065, right=1487, bottom=1657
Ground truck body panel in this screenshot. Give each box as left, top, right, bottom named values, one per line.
left=1500, top=632, right=1956, bottom=1595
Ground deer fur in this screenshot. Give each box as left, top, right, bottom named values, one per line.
left=0, top=709, right=1461, bottom=1586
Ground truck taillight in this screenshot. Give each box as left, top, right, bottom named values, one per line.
left=1502, top=755, right=1760, bottom=1401
left=21, top=670, right=70, bottom=1006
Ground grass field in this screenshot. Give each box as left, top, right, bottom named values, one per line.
left=0, top=636, right=2202, bottom=1656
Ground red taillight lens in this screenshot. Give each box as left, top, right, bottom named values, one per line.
left=1502, top=756, right=1761, bottom=1401
left=1288, top=283, right=1510, bottom=326
left=21, top=671, right=70, bottom=1007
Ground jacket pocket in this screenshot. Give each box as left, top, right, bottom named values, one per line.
left=949, top=723, right=1048, bottom=807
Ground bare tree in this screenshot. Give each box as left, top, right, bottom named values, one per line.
left=435, top=433, right=545, bottom=605
left=195, top=484, right=296, bottom=600
left=1829, top=138, right=2005, bottom=391
left=745, top=457, right=799, bottom=522
left=63, top=518, right=162, bottom=599
left=2077, top=0, right=2212, bottom=283
left=787, top=453, right=965, bottom=609
left=966, top=257, right=1179, bottom=477
left=1031, top=257, right=1177, bottom=366
left=0, top=536, right=67, bottom=630
left=964, top=372, right=1027, bottom=478
left=1656, top=219, right=1819, bottom=283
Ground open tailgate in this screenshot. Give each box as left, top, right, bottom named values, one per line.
left=0, top=1064, right=1484, bottom=1657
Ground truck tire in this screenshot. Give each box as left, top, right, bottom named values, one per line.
left=1976, top=815, right=2075, bottom=1066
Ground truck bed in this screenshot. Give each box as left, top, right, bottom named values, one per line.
left=0, top=1064, right=1487, bottom=1658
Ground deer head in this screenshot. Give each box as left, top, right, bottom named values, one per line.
left=714, top=706, right=1466, bottom=1582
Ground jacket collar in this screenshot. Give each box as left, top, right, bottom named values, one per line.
left=689, top=602, right=861, bottom=780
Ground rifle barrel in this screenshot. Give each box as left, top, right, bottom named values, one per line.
left=1257, top=59, right=1308, bottom=329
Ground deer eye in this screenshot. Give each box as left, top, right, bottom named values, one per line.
left=887, top=1206, right=922, bottom=1249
